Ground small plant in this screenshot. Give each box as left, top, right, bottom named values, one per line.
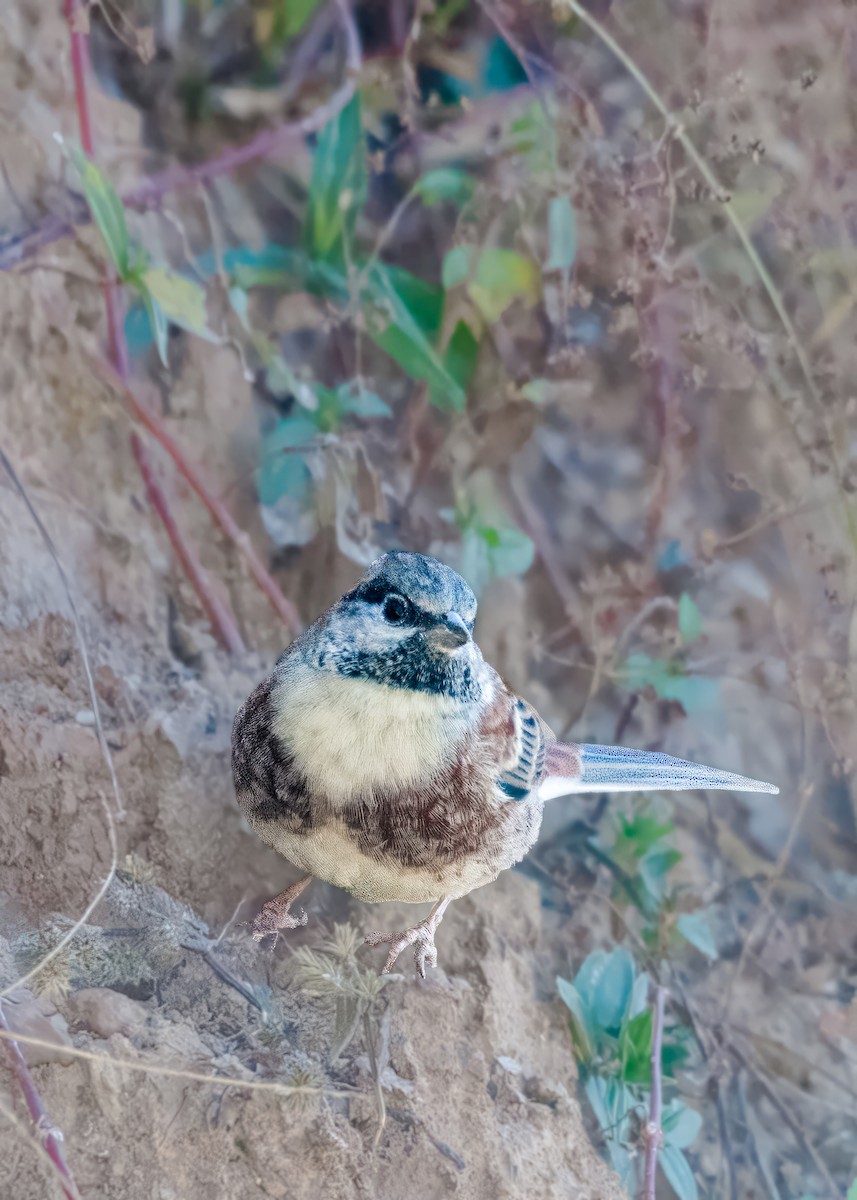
left=292, top=922, right=393, bottom=1060
left=439, top=476, right=535, bottom=595
left=557, top=948, right=701, bottom=1199
left=65, top=143, right=216, bottom=366
left=617, top=593, right=718, bottom=715
left=594, top=802, right=719, bottom=963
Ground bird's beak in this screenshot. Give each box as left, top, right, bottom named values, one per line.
left=426, top=612, right=471, bottom=652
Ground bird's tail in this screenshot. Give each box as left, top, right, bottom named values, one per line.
left=539, top=742, right=779, bottom=800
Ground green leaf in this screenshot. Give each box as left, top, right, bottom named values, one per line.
left=336, top=383, right=393, bottom=418
left=442, top=245, right=475, bottom=290
left=662, top=1100, right=703, bottom=1150
left=521, top=378, right=550, bottom=404
left=592, top=946, right=635, bottom=1034
left=365, top=265, right=466, bottom=411
left=848, top=1182, right=857, bottom=1200
left=380, top=266, right=444, bottom=337
left=546, top=195, right=577, bottom=272
left=459, top=523, right=534, bottom=593
left=585, top=1077, right=637, bottom=1185
left=639, top=847, right=683, bottom=903
left=414, top=168, right=474, bottom=207
left=678, top=593, right=703, bottom=643
left=270, top=0, right=323, bottom=41
left=264, top=356, right=319, bottom=409
left=505, top=99, right=554, bottom=173
left=557, top=976, right=594, bottom=1062
left=256, top=416, right=317, bottom=507
left=482, top=525, right=534, bottom=577
left=615, top=813, right=675, bottom=861
left=676, top=912, right=719, bottom=960
left=235, top=249, right=452, bottom=404
left=305, top=94, right=366, bottom=263
left=470, top=247, right=539, bottom=323
left=68, top=145, right=130, bottom=278
left=622, top=1009, right=653, bottom=1084
left=139, top=268, right=216, bottom=342
left=265, top=415, right=319, bottom=451
left=660, top=1145, right=699, bottom=1200
left=627, top=970, right=651, bottom=1020
left=619, top=653, right=720, bottom=714
left=141, top=290, right=169, bottom=367
left=229, top=286, right=250, bottom=331
left=430, top=320, right=480, bottom=410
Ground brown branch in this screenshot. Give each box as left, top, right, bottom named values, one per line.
left=131, top=434, right=246, bottom=654
left=643, top=984, right=667, bottom=1200
left=94, top=357, right=303, bottom=638
left=0, top=0, right=361, bottom=271
left=0, top=1002, right=79, bottom=1200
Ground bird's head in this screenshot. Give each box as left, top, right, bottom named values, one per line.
left=307, top=551, right=485, bottom=701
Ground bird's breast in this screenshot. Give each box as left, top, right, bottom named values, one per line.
left=270, top=662, right=479, bottom=805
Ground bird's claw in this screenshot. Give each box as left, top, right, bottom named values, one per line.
left=248, top=901, right=308, bottom=950
left=363, top=921, right=439, bottom=979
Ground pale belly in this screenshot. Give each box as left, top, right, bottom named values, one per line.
left=254, top=809, right=542, bottom=904
left=249, top=660, right=544, bottom=904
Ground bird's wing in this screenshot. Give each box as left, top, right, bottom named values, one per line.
left=494, top=695, right=552, bottom=802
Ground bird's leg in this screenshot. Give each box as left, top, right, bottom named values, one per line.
left=363, top=896, right=452, bottom=979
left=249, top=875, right=313, bottom=948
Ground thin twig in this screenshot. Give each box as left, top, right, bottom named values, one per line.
left=0, top=1029, right=352, bottom=1099
left=0, top=448, right=120, bottom=1000
left=0, top=1003, right=79, bottom=1200
left=93, top=358, right=302, bottom=638
left=643, top=984, right=667, bottom=1200
left=131, top=434, right=246, bottom=654
left=729, top=1045, right=841, bottom=1200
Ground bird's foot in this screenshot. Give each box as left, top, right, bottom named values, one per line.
left=363, top=920, right=439, bottom=978
left=363, top=898, right=451, bottom=979
left=246, top=876, right=312, bottom=951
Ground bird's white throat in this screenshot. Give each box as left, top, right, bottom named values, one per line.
left=271, top=661, right=481, bottom=804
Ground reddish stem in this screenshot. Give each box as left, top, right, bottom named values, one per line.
left=63, top=0, right=95, bottom=155
left=642, top=985, right=667, bottom=1200
left=62, top=0, right=251, bottom=655
left=93, top=357, right=303, bottom=638
left=0, top=1002, right=78, bottom=1200
left=131, top=434, right=246, bottom=654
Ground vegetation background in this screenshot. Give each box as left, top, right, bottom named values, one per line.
left=0, top=0, right=856, bottom=1197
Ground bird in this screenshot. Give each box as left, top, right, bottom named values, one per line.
left=231, top=551, right=778, bottom=977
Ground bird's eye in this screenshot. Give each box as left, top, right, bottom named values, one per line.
left=382, top=594, right=408, bottom=624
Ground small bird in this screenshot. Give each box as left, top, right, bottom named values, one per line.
left=232, top=552, right=777, bottom=977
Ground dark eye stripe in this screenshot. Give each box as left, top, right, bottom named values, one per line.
left=341, top=576, right=475, bottom=632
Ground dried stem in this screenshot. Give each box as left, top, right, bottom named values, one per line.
left=643, top=984, right=667, bottom=1200
left=561, top=0, right=857, bottom=552
left=0, top=1029, right=351, bottom=1100
left=0, top=1003, right=79, bottom=1200
left=94, top=358, right=302, bottom=638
